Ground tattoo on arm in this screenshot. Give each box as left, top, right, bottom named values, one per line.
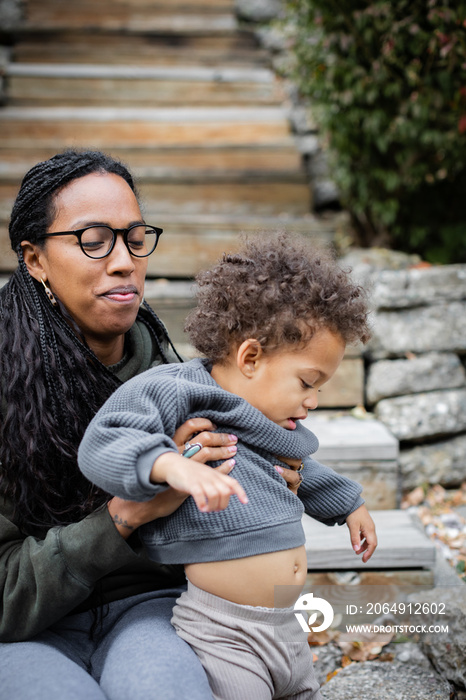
left=112, top=514, right=134, bottom=531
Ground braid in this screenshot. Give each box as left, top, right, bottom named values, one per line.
left=140, top=300, right=184, bottom=364
left=0, top=150, right=164, bottom=535
left=0, top=256, right=120, bottom=533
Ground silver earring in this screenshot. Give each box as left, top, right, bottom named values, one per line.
left=40, top=278, right=58, bottom=307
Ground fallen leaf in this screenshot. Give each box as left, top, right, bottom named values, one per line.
left=409, top=261, right=432, bottom=269
left=326, top=668, right=342, bottom=683
left=308, top=629, right=336, bottom=646
left=402, top=486, right=425, bottom=508
left=337, top=631, right=394, bottom=661
left=426, top=485, right=446, bottom=506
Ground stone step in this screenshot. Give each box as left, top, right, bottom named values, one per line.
left=0, top=211, right=346, bottom=276
left=303, top=509, right=435, bottom=570
left=0, top=106, right=293, bottom=148
left=303, top=413, right=399, bottom=511
left=6, top=63, right=284, bottom=107
left=11, top=32, right=267, bottom=67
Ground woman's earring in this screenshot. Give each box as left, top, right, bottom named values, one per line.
left=40, top=278, right=58, bottom=308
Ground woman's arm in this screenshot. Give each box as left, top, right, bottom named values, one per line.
left=0, top=499, right=140, bottom=642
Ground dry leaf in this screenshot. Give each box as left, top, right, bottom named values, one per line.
left=337, top=631, right=394, bottom=662
left=326, top=668, right=342, bottom=683
left=402, top=486, right=425, bottom=508
left=308, top=629, right=337, bottom=646
left=409, top=261, right=432, bottom=269
left=426, top=484, right=446, bottom=506
left=341, top=655, right=353, bottom=668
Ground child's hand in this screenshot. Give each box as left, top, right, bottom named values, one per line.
left=345, top=504, right=377, bottom=563
left=151, top=452, right=248, bottom=513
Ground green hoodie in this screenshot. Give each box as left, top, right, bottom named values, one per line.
left=0, top=314, right=185, bottom=643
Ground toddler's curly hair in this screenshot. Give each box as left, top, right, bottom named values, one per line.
left=185, top=232, right=371, bottom=363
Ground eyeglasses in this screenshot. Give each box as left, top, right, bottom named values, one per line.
left=37, top=224, right=163, bottom=259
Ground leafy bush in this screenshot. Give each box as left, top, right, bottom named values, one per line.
left=286, top=0, right=466, bottom=263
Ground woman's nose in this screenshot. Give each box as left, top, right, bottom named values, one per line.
left=106, top=234, right=135, bottom=274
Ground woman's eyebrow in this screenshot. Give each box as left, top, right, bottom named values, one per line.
left=69, top=219, right=145, bottom=229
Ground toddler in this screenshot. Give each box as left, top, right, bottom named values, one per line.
left=79, top=233, right=377, bottom=700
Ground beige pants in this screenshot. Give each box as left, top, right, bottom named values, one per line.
left=171, top=582, right=322, bottom=700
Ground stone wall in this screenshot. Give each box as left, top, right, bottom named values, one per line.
left=235, top=0, right=340, bottom=211
left=342, top=249, right=466, bottom=493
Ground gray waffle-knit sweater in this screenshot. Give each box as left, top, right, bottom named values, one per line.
left=78, top=358, right=364, bottom=565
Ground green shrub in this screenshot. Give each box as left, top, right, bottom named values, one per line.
left=286, top=0, right=466, bottom=263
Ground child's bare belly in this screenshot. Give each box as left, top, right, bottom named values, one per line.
left=185, top=544, right=307, bottom=608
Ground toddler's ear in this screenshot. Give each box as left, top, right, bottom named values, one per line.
left=236, top=339, right=263, bottom=378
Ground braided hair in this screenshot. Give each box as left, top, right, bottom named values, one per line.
left=0, top=150, right=176, bottom=535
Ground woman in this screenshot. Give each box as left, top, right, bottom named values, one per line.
left=0, top=150, right=289, bottom=700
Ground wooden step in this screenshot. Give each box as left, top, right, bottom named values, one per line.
left=303, top=509, right=434, bottom=570
left=0, top=212, right=346, bottom=276
left=6, top=63, right=283, bottom=107
left=11, top=32, right=267, bottom=67
left=25, top=0, right=236, bottom=11
left=18, top=9, right=238, bottom=34
left=0, top=163, right=311, bottom=227
left=0, top=144, right=303, bottom=177
left=0, top=106, right=293, bottom=148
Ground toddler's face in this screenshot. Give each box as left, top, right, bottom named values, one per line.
left=245, top=328, right=345, bottom=430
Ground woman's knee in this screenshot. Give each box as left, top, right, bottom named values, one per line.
left=0, top=640, right=105, bottom=700
left=95, top=596, right=213, bottom=700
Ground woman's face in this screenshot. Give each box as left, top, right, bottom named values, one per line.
left=23, top=172, right=149, bottom=363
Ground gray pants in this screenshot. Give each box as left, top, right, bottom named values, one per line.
left=0, top=591, right=213, bottom=700
left=171, top=582, right=323, bottom=700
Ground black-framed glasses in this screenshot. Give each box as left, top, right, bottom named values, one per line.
left=37, top=224, right=163, bottom=259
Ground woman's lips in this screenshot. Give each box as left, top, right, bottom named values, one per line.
left=101, top=286, right=138, bottom=302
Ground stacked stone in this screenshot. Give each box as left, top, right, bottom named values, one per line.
left=344, top=249, right=466, bottom=493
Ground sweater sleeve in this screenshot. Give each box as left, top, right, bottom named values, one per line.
left=78, top=370, right=180, bottom=501
left=298, top=457, right=364, bottom=526
left=0, top=499, right=145, bottom=642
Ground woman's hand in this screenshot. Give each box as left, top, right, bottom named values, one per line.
left=345, top=504, right=378, bottom=563
left=107, top=458, right=239, bottom=539
left=173, top=418, right=238, bottom=465
left=275, top=457, right=303, bottom=495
